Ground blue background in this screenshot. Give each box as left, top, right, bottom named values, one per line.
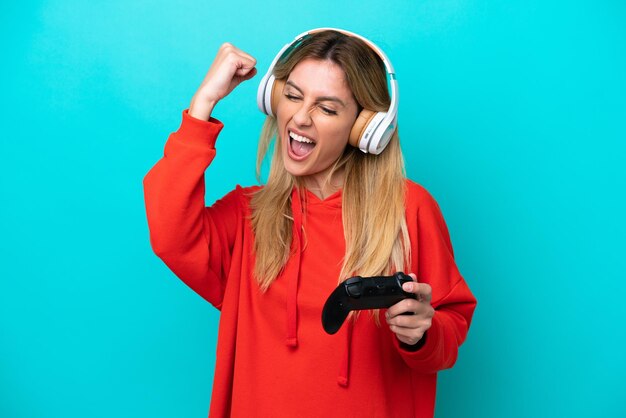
left=2, top=1, right=625, bottom=417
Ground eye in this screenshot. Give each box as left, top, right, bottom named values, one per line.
left=285, top=94, right=300, bottom=101
left=320, top=107, right=337, bottom=116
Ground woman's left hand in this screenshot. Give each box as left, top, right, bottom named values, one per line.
left=385, top=273, right=434, bottom=346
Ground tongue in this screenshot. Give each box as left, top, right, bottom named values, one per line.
left=291, top=139, right=315, bottom=157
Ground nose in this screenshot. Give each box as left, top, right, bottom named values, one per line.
left=292, top=102, right=313, bottom=127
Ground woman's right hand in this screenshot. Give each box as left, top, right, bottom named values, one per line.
left=189, top=42, right=258, bottom=121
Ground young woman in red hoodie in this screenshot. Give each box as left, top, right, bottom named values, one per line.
left=143, top=28, right=477, bottom=418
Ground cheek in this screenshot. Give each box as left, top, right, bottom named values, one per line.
left=275, top=99, right=289, bottom=125
left=322, top=124, right=352, bottom=153
left=318, top=138, right=349, bottom=161
left=333, top=141, right=350, bottom=157
left=275, top=107, right=285, bottom=128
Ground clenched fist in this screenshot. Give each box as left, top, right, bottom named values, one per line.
left=189, top=42, right=258, bottom=121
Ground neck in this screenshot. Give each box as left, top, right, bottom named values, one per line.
left=302, top=167, right=345, bottom=200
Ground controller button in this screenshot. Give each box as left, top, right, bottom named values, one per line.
left=346, top=283, right=362, bottom=298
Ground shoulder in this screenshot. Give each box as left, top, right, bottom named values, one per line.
left=211, top=184, right=263, bottom=209
left=403, top=178, right=441, bottom=211
left=236, top=184, right=264, bottom=198
left=233, top=184, right=264, bottom=211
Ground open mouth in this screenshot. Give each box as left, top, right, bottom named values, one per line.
left=288, top=129, right=316, bottom=159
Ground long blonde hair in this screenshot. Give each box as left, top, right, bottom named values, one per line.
left=249, top=30, right=411, bottom=325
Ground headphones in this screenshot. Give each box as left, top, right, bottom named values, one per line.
left=256, top=27, right=399, bottom=155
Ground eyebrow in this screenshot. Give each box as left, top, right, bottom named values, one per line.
left=285, top=80, right=346, bottom=107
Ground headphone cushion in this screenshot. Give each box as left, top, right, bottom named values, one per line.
left=270, top=79, right=285, bottom=116
left=349, top=109, right=377, bottom=148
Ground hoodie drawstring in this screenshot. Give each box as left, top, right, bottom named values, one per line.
left=286, top=187, right=303, bottom=348
left=284, top=186, right=352, bottom=387
left=338, top=317, right=353, bottom=387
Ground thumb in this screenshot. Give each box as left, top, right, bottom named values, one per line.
left=235, top=65, right=256, bottom=77
left=232, top=67, right=257, bottom=85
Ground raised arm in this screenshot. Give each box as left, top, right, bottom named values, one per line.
left=142, top=42, right=258, bottom=308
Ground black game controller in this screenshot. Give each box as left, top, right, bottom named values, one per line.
left=321, top=272, right=416, bottom=334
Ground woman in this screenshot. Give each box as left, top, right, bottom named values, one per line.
left=143, top=28, right=477, bottom=418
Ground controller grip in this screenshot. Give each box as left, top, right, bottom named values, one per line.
left=321, top=285, right=351, bottom=335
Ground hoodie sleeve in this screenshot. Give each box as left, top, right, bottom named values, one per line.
left=391, top=188, right=478, bottom=374
left=143, top=109, right=241, bottom=310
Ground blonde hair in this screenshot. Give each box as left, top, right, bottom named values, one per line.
left=249, top=30, right=411, bottom=326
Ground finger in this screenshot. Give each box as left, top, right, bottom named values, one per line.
left=240, top=67, right=257, bottom=81
left=402, top=282, right=432, bottom=302
left=401, top=274, right=418, bottom=293
left=236, top=56, right=257, bottom=71
left=402, top=281, right=416, bottom=293
left=385, top=298, right=419, bottom=319
left=236, top=50, right=257, bottom=65
left=235, top=65, right=256, bottom=77
left=226, top=43, right=256, bottom=64
left=389, top=308, right=434, bottom=327
left=231, top=53, right=255, bottom=68
left=387, top=313, right=419, bottom=328
left=226, top=51, right=256, bottom=72
left=417, top=283, right=432, bottom=302
left=389, top=324, right=424, bottom=342
left=388, top=323, right=419, bottom=336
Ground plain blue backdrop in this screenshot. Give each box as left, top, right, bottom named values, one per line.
left=1, top=1, right=625, bottom=417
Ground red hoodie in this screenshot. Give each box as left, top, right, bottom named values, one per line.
left=143, top=109, right=477, bottom=418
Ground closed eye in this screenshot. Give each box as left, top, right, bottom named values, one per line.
left=284, top=94, right=337, bottom=116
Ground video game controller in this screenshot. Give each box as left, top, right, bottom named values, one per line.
left=321, top=272, right=417, bottom=335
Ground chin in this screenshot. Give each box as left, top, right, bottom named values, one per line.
left=283, top=160, right=311, bottom=178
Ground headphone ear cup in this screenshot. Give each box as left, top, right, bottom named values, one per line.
left=349, top=109, right=377, bottom=148
left=270, top=79, right=285, bottom=116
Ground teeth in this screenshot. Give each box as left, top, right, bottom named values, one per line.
left=289, top=130, right=314, bottom=144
